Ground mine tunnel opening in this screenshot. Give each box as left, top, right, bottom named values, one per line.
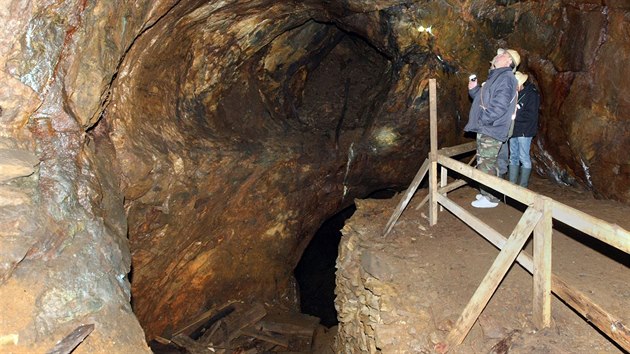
left=294, top=205, right=355, bottom=328
left=112, top=13, right=397, bottom=341
left=294, top=189, right=399, bottom=328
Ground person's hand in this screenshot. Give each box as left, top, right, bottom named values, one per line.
left=468, top=80, right=478, bottom=90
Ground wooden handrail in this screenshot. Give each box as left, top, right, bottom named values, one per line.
left=437, top=153, right=630, bottom=254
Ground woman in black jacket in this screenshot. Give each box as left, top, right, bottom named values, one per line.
left=509, top=72, right=540, bottom=188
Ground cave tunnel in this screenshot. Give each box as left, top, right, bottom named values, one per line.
left=0, top=0, right=629, bottom=353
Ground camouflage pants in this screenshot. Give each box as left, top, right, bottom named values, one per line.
left=476, top=133, right=502, bottom=202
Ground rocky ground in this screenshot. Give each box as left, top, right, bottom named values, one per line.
left=334, top=175, right=629, bottom=353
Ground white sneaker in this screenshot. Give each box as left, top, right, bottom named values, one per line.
left=471, top=196, right=499, bottom=208
left=476, top=194, right=483, bottom=200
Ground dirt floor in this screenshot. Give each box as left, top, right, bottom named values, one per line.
left=336, top=174, right=629, bottom=353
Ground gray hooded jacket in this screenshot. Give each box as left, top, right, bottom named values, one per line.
left=464, top=67, right=518, bottom=142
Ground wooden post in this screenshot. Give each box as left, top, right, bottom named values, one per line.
left=428, top=79, right=438, bottom=225
left=533, top=196, right=552, bottom=328
left=446, top=206, right=542, bottom=345
left=436, top=191, right=630, bottom=351
left=440, top=166, right=447, bottom=212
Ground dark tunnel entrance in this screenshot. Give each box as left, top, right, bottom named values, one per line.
left=294, top=189, right=399, bottom=327
left=294, top=205, right=356, bottom=328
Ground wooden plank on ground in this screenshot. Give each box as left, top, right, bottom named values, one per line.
left=551, top=275, right=630, bottom=351
left=436, top=193, right=630, bottom=351
left=257, top=312, right=319, bottom=337
left=198, top=302, right=267, bottom=347
left=446, top=205, right=542, bottom=345
left=382, top=158, right=429, bottom=237
left=198, top=320, right=225, bottom=346
left=240, top=326, right=289, bottom=347
left=533, top=196, right=552, bottom=328
left=171, top=334, right=215, bottom=354
left=172, top=302, right=236, bottom=338
left=225, top=302, right=267, bottom=341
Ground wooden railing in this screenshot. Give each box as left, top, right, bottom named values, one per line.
left=384, top=79, right=630, bottom=351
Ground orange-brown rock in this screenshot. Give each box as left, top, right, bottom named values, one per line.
left=0, top=0, right=628, bottom=351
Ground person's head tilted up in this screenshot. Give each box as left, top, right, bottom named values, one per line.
left=491, top=48, right=520, bottom=72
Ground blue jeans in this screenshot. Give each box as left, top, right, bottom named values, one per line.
left=509, top=136, right=533, bottom=168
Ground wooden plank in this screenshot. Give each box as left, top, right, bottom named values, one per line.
left=437, top=141, right=476, bottom=158
left=436, top=193, right=534, bottom=270
left=533, top=196, right=552, bottom=328
left=172, top=302, right=236, bottom=338
left=446, top=206, right=542, bottom=345
left=440, top=166, right=447, bottom=212
left=382, top=158, right=429, bottom=237
left=436, top=194, right=630, bottom=351
left=382, top=141, right=475, bottom=237
left=415, top=179, right=467, bottom=211
left=198, top=320, right=225, bottom=346
left=437, top=154, right=536, bottom=206
left=429, top=79, right=438, bottom=226
left=551, top=275, right=630, bottom=351
left=171, top=334, right=215, bottom=354
left=438, top=154, right=630, bottom=254
left=225, top=302, right=267, bottom=341
left=46, top=324, right=94, bottom=354
left=240, top=326, right=289, bottom=347
left=257, top=312, right=319, bottom=337
left=550, top=200, right=630, bottom=254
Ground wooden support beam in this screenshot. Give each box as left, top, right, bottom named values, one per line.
left=446, top=203, right=542, bottom=345
left=440, top=166, right=447, bottom=212
left=383, top=149, right=475, bottom=236
left=415, top=179, right=468, bottom=211
left=533, top=196, right=552, bottom=328
left=382, top=158, right=429, bottom=237
left=436, top=193, right=630, bottom=351
left=437, top=141, right=476, bottom=158
left=551, top=275, right=630, bottom=351
left=429, top=79, right=438, bottom=226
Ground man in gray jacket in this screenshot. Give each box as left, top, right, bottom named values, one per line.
left=465, top=48, right=520, bottom=208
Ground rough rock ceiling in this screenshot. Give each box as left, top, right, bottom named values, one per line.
left=0, top=0, right=628, bottom=351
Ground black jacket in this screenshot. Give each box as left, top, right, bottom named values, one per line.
left=512, top=81, right=540, bottom=137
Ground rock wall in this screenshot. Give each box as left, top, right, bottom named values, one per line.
left=0, top=0, right=176, bottom=352
left=335, top=199, right=434, bottom=353
left=0, top=0, right=628, bottom=351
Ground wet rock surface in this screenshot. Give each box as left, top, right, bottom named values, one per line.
left=0, top=0, right=628, bottom=351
